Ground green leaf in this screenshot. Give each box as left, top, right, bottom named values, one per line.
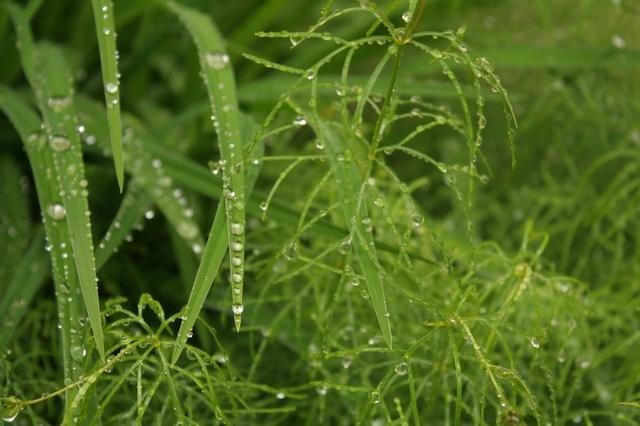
left=164, top=1, right=248, bottom=330
left=91, top=0, right=125, bottom=191
left=5, top=4, right=104, bottom=359
left=172, top=116, right=263, bottom=364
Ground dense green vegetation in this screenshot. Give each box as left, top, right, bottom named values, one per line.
left=1, top=0, right=639, bottom=424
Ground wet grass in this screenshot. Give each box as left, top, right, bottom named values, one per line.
left=1, top=0, right=639, bottom=424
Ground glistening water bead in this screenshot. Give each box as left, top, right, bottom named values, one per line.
left=47, top=204, right=66, bottom=221
left=232, top=304, right=244, bottom=315
left=395, top=361, right=408, bottom=376
left=50, top=136, right=71, bottom=152
left=230, top=222, right=244, bottom=235
left=205, top=52, right=229, bottom=70
left=105, top=82, right=118, bottom=94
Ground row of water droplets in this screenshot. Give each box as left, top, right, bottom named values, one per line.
left=30, top=83, right=98, bottom=382
left=96, top=2, right=122, bottom=111
left=201, top=51, right=246, bottom=328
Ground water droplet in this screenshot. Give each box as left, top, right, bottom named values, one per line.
left=259, top=201, right=268, bottom=211
left=205, top=52, right=229, bottom=70
left=316, top=386, right=328, bottom=396
left=47, top=96, right=71, bottom=112
left=283, top=241, right=298, bottom=261
left=293, top=115, right=307, bottom=126
left=411, top=211, right=424, bottom=228
left=276, top=392, right=286, bottom=400
left=338, top=237, right=351, bottom=255
left=370, top=391, right=381, bottom=404
left=231, top=241, right=243, bottom=252
left=192, top=243, right=203, bottom=254
left=70, top=345, right=86, bottom=360
left=232, top=304, right=244, bottom=315
left=177, top=221, right=198, bottom=239
left=395, top=361, right=408, bottom=376
left=529, top=337, right=540, bottom=349
left=105, top=82, right=118, bottom=94
left=612, top=35, right=626, bottom=49
left=402, top=11, right=411, bottom=23
left=303, top=69, right=316, bottom=80
left=50, top=136, right=70, bottom=152
left=47, top=204, right=66, bottom=221
left=350, top=276, right=360, bottom=287
left=314, top=139, right=325, bottom=150
left=341, top=357, right=352, bottom=369
left=2, top=412, right=18, bottom=423
left=231, top=273, right=242, bottom=283
left=374, top=198, right=384, bottom=207
left=230, top=222, right=244, bottom=235
left=186, top=330, right=193, bottom=339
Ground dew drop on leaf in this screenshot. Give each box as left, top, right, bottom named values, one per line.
left=47, top=204, right=66, bottom=221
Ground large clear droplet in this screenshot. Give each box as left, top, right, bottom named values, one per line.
left=47, top=204, right=66, bottom=221
left=232, top=304, right=244, bottom=315
left=395, top=361, right=408, bottom=376
left=338, top=237, right=351, bottom=255
left=70, top=345, right=86, bottom=360
left=230, top=222, right=244, bottom=235
left=105, top=82, right=118, bottom=94
left=50, top=136, right=70, bottom=152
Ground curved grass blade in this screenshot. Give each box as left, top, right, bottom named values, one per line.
left=0, top=85, right=89, bottom=401
left=172, top=117, right=263, bottom=364
left=35, top=44, right=105, bottom=359
left=164, top=1, right=247, bottom=330
left=5, top=4, right=104, bottom=358
left=91, top=0, right=124, bottom=191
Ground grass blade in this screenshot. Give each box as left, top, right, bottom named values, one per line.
left=172, top=117, right=263, bottom=364
left=6, top=4, right=104, bottom=358
left=0, top=85, right=89, bottom=402
left=91, top=0, right=125, bottom=191
left=164, top=1, right=247, bottom=330
left=36, top=44, right=105, bottom=359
